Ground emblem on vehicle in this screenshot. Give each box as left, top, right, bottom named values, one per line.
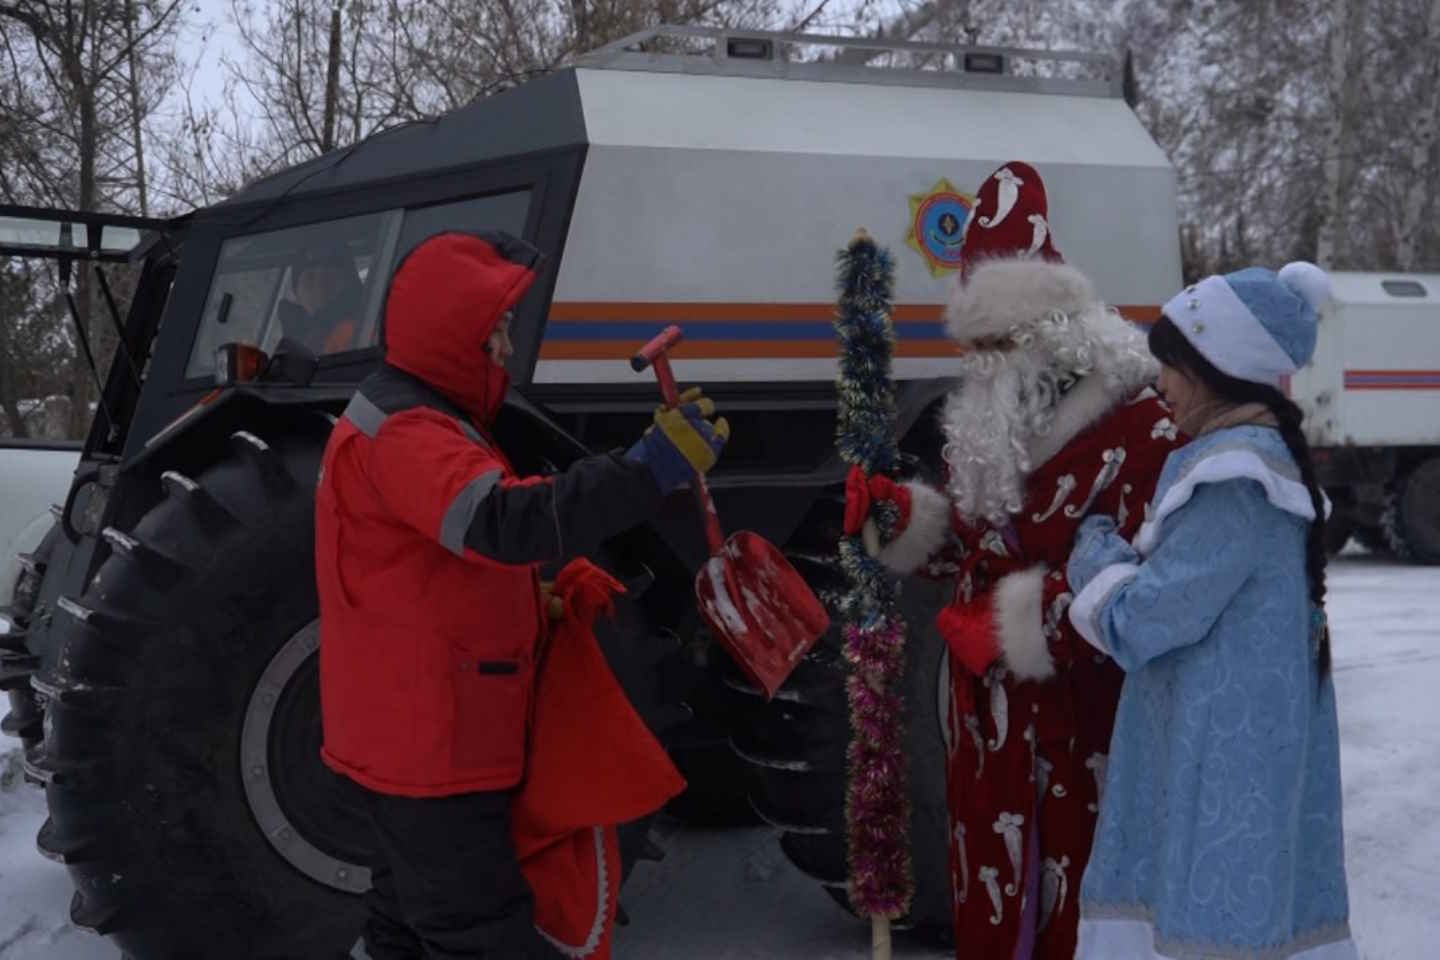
left=906, top=179, right=976, bottom=276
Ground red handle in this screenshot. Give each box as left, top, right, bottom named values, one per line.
left=631, top=325, right=726, bottom=552
left=631, top=326, right=683, bottom=373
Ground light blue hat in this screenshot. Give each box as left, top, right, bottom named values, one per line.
left=1161, top=261, right=1332, bottom=387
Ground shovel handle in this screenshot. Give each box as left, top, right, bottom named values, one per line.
left=632, top=326, right=727, bottom=553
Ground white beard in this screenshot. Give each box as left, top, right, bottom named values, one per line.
left=940, top=304, right=1157, bottom=527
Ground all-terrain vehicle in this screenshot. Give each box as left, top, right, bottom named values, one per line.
left=1289, top=272, right=1440, bottom=562
left=1, top=26, right=1180, bottom=957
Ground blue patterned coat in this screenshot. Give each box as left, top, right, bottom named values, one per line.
left=1065, top=426, right=1356, bottom=959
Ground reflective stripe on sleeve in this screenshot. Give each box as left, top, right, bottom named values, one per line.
left=343, top=393, right=388, bottom=438
left=439, top=469, right=503, bottom=557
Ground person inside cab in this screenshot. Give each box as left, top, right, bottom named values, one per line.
left=281, top=247, right=364, bottom=355
left=315, top=230, right=729, bottom=959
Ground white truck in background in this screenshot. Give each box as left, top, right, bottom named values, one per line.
left=1, top=441, right=80, bottom=608
left=1291, top=272, right=1440, bottom=563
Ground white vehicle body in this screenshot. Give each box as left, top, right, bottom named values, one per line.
left=1290, top=272, right=1440, bottom=561
left=1293, top=273, right=1440, bottom=448
left=0, top=443, right=79, bottom=599
left=539, top=41, right=1181, bottom=386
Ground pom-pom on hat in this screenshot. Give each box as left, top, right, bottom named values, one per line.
left=1161, top=262, right=1331, bottom=387
left=958, top=161, right=1064, bottom=280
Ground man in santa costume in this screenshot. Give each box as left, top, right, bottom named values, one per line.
left=847, top=161, right=1185, bottom=958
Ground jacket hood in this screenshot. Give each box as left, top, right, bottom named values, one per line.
left=383, top=231, right=541, bottom=422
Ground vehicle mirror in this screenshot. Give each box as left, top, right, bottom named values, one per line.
left=216, top=342, right=270, bottom=386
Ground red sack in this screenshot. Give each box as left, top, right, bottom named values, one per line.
left=512, top=559, right=686, bottom=959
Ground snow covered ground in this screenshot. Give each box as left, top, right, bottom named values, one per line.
left=1, top=553, right=1437, bottom=958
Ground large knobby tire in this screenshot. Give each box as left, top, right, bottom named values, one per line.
left=28, top=416, right=374, bottom=958
left=728, top=545, right=954, bottom=946
left=1353, top=524, right=1390, bottom=556
left=1383, top=458, right=1440, bottom=565
left=27, top=414, right=681, bottom=957
left=2, top=521, right=60, bottom=759
left=1323, top=517, right=1353, bottom=558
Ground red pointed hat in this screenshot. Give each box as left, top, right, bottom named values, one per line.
left=959, top=161, right=1063, bottom=279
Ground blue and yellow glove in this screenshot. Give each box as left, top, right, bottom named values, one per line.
left=626, top=387, right=730, bottom=495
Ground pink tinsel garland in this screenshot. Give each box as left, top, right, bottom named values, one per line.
left=843, top=617, right=914, bottom=918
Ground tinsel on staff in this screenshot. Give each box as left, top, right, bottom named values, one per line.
left=833, top=229, right=914, bottom=931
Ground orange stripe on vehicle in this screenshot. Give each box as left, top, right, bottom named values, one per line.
left=537, top=340, right=969, bottom=360
left=1117, top=305, right=1163, bottom=324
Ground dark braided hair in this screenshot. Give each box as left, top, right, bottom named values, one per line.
left=1147, top=316, right=1331, bottom=677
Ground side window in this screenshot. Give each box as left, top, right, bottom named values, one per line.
left=183, top=191, right=533, bottom=382
left=394, top=192, right=532, bottom=262
left=1380, top=279, right=1427, bottom=298
left=185, top=210, right=402, bottom=380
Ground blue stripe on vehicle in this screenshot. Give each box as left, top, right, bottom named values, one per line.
left=543, top=321, right=950, bottom=341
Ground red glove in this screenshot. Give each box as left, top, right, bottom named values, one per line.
left=937, top=598, right=1001, bottom=677
left=843, top=466, right=914, bottom=537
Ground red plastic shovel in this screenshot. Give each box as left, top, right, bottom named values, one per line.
left=631, top=326, right=830, bottom=699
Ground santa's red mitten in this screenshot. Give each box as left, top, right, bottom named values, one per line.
left=843, top=465, right=873, bottom=536
left=937, top=598, right=1001, bottom=677
left=842, top=469, right=951, bottom=575
left=938, top=566, right=1056, bottom=682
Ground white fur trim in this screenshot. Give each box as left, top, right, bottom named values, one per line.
left=861, top=518, right=882, bottom=558
left=1068, top=562, right=1140, bottom=656
left=1278, top=261, right=1333, bottom=313
left=1132, top=449, right=1328, bottom=557
left=1076, top=916, right=1358, bottom=960
left=875, top=481, right=951, bottom=574
left=945, top=257, right=1098, bottom=343
left=993, top=566, right=1053, bottom=681
left=1162, top=276, right=1298, bottom=387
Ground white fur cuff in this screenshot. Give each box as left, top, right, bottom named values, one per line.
left=875, top=481, right=951, bottom=575
left=1068, top=562, right=1141, bottom=657
left=994, top=565, right=1053, bottom=681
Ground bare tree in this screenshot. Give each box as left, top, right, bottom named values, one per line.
left=0, top=262, right=75, bottom=438
left=190, top=0, right=825, bottom=199
left=1395, top=0, right=1440, bottom=269
left=0, top=0, right=182, bottom=436
left=1316, top=0, right=1369, bottom=268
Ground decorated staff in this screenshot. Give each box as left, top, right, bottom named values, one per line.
left=833, top=229, right=914, bottom=958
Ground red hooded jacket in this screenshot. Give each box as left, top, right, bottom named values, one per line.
left=316, top=232, right=661, bottom=797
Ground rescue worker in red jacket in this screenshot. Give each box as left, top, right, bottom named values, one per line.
left=315, top=230, right=728, bottom=959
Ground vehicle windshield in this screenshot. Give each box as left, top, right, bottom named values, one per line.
left=185, top=190, right=533, bottom=381
left=185, top=211, right=402, bottom=379
left=0, top=211, right=156, bottom=261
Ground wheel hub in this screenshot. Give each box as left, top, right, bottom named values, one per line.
left=240, top=620, right=372, bottom=894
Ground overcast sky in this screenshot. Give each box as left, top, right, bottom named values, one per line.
left=170, top=0, right=249, bottom=120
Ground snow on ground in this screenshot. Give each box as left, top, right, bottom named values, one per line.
left=0, top=752, right=102, bottom=959
left=1324, top=552, right=1440, bottom=959
left=0, top=554, right=1437, bottom=958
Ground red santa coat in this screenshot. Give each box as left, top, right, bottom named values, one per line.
left=932, top=387, right=1182, bottom=960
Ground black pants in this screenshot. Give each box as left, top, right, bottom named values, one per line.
left=341, top=777, right=563, bottom=960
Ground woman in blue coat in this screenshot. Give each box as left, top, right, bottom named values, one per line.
left=1064, top=262, right=1357, bottom=959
